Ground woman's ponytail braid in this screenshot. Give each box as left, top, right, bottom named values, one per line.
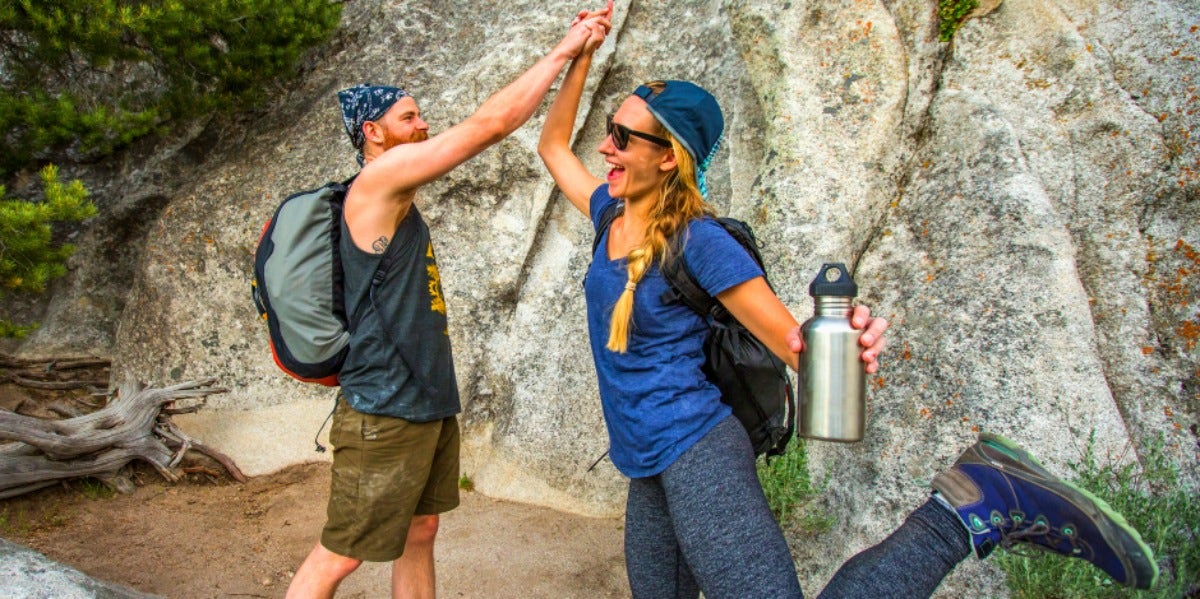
left=606, top=246, right=653, bottom=353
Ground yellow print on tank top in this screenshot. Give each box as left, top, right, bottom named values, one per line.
left=426, top=242, right=446, bottom=316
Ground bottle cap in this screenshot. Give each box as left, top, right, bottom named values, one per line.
left=809, top=263, right=857, bottom=298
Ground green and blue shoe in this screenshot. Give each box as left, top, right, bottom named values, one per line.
left=931, top=433, right=1158, bottom=590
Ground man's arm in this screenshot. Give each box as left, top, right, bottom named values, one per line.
left=353, top=9, right=612, bottom=206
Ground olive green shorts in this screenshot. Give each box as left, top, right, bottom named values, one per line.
left=320, top=398, right=460, bottom=562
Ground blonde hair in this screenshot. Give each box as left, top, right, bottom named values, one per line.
left=607, top=86, right=714, bottom=353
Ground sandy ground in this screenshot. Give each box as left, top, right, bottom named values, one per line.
left=0, top=361, right=629, bottom=598
left=1, top=463, right=630, bottom=598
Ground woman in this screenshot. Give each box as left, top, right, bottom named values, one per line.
left=537, top=35, right=882, bottom=599
left=537, top=10, right=1158, bottom=599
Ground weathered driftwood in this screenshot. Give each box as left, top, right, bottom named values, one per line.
left=0, top=354, right=110, bottom=370
left=0, top=354, right=111, bottom=391
left=0, top=377, right=246, bottom=499
left=5, top=376, right=108, bottom=391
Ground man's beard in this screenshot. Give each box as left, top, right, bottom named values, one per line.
left=383, top=129, right=429, bottom=150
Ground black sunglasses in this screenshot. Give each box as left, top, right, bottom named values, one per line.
left=606, top=115, right=671, bottom=150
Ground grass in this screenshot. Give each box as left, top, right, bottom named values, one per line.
left=458, top=474, right=475, bottom=492
left=0, top=478, right=114, bottom=537
left=0, top=504, right=68, bottom=537
left=78, top=478, right=115, bottom=500
left=0, top=506, right=31, bottom=536
left=997, top=433, right=1200, bottom=598
left=756, top=440, right=834, bottom=534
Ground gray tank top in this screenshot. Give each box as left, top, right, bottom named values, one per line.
left=337, top=204, right=460, bottom=421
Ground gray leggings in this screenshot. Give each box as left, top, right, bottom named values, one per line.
left=624, top=416, right=971, bottom=599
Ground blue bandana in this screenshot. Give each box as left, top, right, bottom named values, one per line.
left=632, top=81, right=724, bottom=198
left=337, top=84, right=410, bottom=164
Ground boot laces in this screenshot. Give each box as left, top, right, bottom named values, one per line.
left=999, top=519, right=1092, bottom=560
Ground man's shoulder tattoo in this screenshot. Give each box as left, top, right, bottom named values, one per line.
left=372, top=236, right=389, bottom=254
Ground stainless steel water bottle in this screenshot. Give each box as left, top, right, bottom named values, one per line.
left=798, top=263, right=866, bottom=442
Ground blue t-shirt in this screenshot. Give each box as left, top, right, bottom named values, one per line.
left=585, top=185, right=764, bottom=478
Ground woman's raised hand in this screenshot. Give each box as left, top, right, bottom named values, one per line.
left=563, top=2, right=613, bottom=57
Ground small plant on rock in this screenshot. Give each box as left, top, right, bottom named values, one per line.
left=756, top=440, right=833, bottom=534
left=938, top=0, right=980, bottom=41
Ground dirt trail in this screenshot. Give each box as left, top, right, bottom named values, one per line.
left=1, top=463, right=629, bottom=598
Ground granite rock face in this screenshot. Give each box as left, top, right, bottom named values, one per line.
left=10, top=0, right=1198, bottom=595
left=0, top=539, right=161, bottom=599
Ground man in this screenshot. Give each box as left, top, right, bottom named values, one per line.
left=285, top=6, right=612, bottom=599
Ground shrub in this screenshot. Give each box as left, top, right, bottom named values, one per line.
left=0, top=0, right=342, bottom=176
left=0, top=165, right=96, bottom=337
left=757, top=440, right=834, bottom=534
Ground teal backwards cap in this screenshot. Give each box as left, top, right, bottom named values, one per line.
left=632, top=81, right=724, bottom=198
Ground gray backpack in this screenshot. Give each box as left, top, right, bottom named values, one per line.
left=252, top=177, right=397, bottom=385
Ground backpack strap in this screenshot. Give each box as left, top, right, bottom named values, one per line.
left=659, top=219, right=721, bottom=318
left=660, top=245, right=718, bottom=317
left=330, top=175, right=371, bottom=333
left=659, top=217, right=772, bottom=318
left=591, top=201, right=622, bottom=258
left=334, top=173, right=407, bottom=333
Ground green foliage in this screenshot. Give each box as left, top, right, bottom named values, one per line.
left=0, top=320, right=37, bottom=339
left=0, top=0, right=342, bottom=176
left=458, top=474, right=475, bottom=492
left=756, top=440, right=834, bottom=534
left=938, top=0, right=979, bottom=42
left=997, top=433, right=1200, bottom=598
left=0, top=165, right=96, bottom=337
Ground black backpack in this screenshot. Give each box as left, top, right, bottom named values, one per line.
left=592, top=203, right=796, bottom=458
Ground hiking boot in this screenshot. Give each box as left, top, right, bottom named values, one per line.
left=931, top=433, right=1158, bottom=590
